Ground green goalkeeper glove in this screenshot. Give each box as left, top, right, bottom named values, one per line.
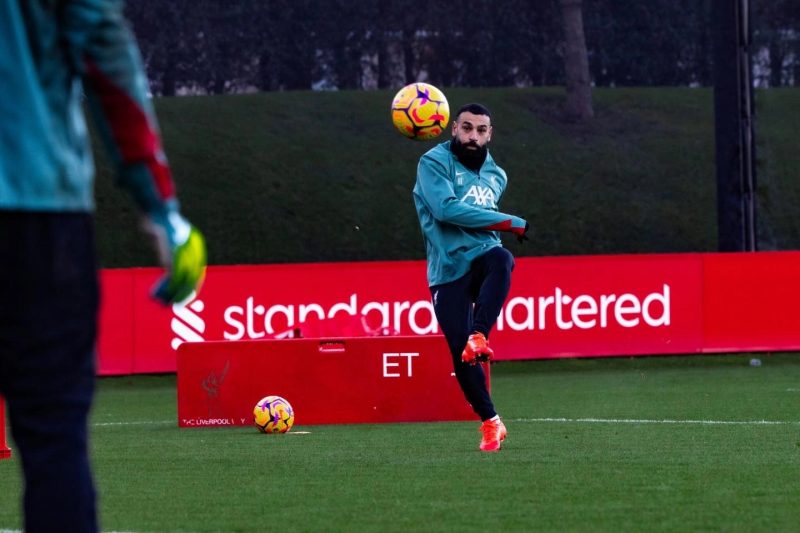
left=144, top=210, right=207, bottom=305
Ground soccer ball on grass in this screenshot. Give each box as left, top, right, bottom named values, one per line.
left=254, top=395, right=295, bottom=434
left=390, top=82, right=450, bottom=141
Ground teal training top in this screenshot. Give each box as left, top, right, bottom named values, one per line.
left=0, top=0, right=178, bottom=216
left=413, top=141, right=527, bottom=286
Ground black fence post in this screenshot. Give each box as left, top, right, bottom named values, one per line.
left=713, top=0, right=757, bottom=252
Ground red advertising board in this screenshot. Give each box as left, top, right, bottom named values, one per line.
left=702, top=252, right=800, bottom=352
left=491, top=253, right=703, bottom=359
left=176, top=336, right=478, bottom=427
left=1, top=397, right=10, bottom=459
left=97, top=270, right=135, bottom=375
left=96, top=251, right=800, bottom=375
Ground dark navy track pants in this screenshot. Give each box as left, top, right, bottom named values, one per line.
left=430, top=246, right=514, bottom=421
left=0, top=211, right=99, bottom=533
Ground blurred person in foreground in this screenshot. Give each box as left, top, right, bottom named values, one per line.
left=0, top=1, right=206, bottom=531
left=413, top=103, right=529, bottom=453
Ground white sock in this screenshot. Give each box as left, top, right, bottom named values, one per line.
left=490, top=415, right=500, bottom=422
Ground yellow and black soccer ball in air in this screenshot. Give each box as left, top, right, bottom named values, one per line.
left=391, top=82, right=450, bottom=141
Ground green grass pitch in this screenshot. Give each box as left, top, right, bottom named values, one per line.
left=2, top=353, right=799, bottom=531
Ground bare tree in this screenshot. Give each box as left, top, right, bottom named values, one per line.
left=560, top=0, right=594, bottom=121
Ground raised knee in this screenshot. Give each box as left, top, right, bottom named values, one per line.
left=488, top=247, right=515, bottom=272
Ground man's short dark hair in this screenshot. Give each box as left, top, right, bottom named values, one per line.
left=456, top=103, right=492, bottom=121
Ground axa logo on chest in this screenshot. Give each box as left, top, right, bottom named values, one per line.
left=211, top=284, right=671, bottom=341
left=461, top=185, right=496, bottom=207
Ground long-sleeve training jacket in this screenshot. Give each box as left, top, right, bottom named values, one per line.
left=0, top=0, right=177, bottom=216
left=413, top=140, right=527, bottom=287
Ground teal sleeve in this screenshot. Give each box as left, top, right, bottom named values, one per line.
left=416, top=155, right=526, bottom=232
left=63, top=0, right=178, bottom=217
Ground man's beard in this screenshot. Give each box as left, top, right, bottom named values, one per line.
left=451, top=136, right=488, bottom=170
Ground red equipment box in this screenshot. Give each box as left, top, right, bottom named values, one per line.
left=176, top=336, right=488, bottom=427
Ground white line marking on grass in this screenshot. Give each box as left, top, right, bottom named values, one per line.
left=91, top=418, right=800, bottom=429
left=511, top=417, right=800, bottom=426
left=6, top=524, right=195, bottom=532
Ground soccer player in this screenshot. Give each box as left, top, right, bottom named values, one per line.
left=413, top=103, right=529, bottom=452
left=0, top=1, right=207, bottom=531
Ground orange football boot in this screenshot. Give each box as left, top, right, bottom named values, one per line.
left=461, top=332, right=494, bottom=365
left=479, top=418, right=507, bottom=452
